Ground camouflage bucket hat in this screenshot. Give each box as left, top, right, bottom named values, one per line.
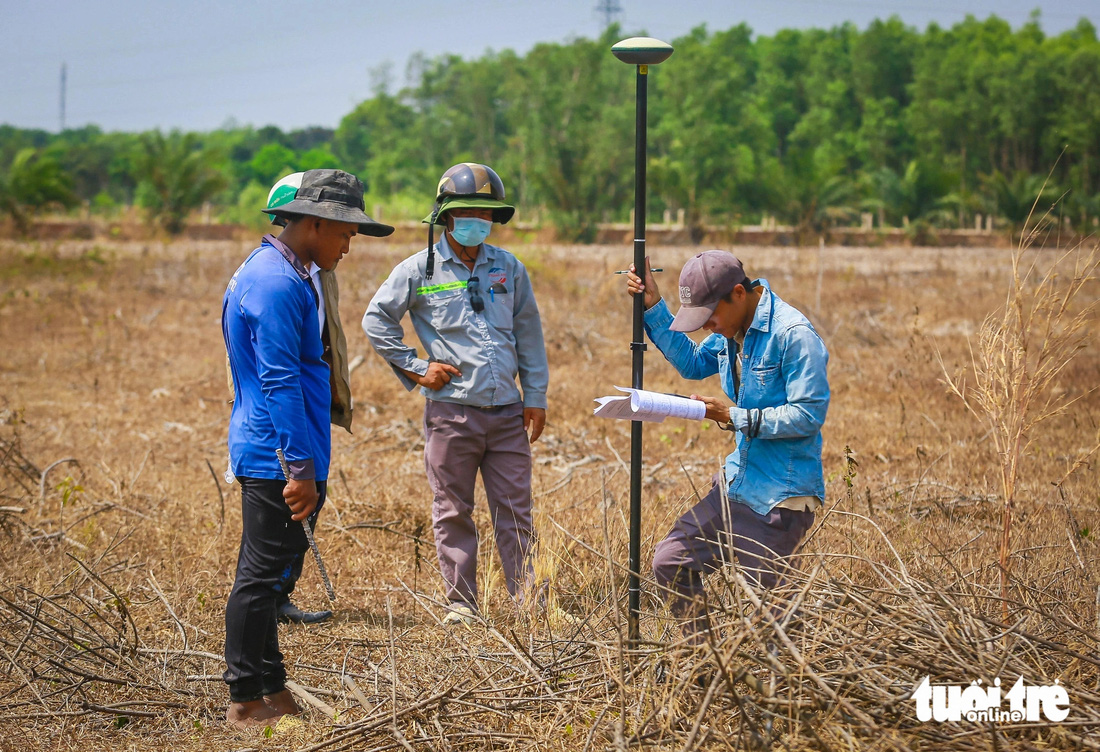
left=263, top=169, right=395, bottom=237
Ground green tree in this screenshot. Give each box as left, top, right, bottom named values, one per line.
left=0, top=148, right=77, bottom=233
left=867, top=159, right=958, bottom=226
left=850, top=17, right=917, bottom=170
left=134, top=131, right=227, bottom=235
left=248, top=143, right=296, bottom=187
left=298, top=146, right=340, bottom=172
left=1047, top=21, right=1100, bottom=209
left=503, top=29, right=633, bottom=239
left=785, top=173, right=858, bottom=243
left=906, top=15, right=1054, bottom=193
left=851, top=17, right=917, bottom=108
left=219, top=180, right=273, bottom=233
left=651, top=24, right=778, bottom=234
left=334, top=93, right=420, bottom=194
left=980, top=169, right=1062, bottom=229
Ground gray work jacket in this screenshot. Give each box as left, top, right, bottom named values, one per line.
left=363, top=237, right=548, bottom=409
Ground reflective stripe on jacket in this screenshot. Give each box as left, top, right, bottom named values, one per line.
left=363, top=237, right=549, bottom=409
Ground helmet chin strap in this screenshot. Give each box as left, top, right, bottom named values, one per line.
left=426, top=206, right=440, bottom=279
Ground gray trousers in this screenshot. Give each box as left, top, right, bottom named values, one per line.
left=652, top=478, right=815, bottom=641
left=423, top=400, right=534, bottom=609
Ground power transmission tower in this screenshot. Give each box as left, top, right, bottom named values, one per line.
left=59, top=63, right=67, bottom=132
left=595, top=0, right=622, bottom=30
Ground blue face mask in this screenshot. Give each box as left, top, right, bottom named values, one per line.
left=449, top=217, right=492, bottom=247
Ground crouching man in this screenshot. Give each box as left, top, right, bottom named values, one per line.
left=626, top=251, right=829, bottom=642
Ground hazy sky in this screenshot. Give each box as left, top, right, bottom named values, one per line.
left=2, top=0, right=1096, bottom=134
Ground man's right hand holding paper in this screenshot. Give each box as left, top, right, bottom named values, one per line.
left=690, top=394, right=733, bottom=426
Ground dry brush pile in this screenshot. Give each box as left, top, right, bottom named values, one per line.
left=0, top=235, right=1097, bottom=751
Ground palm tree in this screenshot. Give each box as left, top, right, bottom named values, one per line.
left=867, top=160, right=958, bottom=227
left=134, top=132, right=226, bottom=235
left=0, top=148, right=77, bottom=234
left=786, top=174, right=858, bottom=244
left=1063, top=188, right=1100, bottom=233
left=980, top=170, right=1061, bottom=231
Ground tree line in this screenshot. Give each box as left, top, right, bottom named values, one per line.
left=2, top=14, right=1098, bottom=241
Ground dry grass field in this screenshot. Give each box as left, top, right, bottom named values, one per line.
left=0, top=235, right=1097, bottom=751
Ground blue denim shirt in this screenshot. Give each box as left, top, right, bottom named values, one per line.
left=643, top=280, right=829, bottom=514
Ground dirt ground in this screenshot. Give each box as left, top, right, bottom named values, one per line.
left=0, top=237, right=1097, bottom=751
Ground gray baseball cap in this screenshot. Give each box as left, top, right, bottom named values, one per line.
left=263, top=168, right=395, bottom=237
left=669, top=250, right=752, bottom=332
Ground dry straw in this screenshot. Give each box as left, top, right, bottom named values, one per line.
left=0, top=236, right=1097, bottom=750
left=940, top=195, right=1100, bottom=623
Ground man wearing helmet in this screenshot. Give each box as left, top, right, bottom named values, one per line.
left=364, top=163, right=549, bottom=626
left=222, top=169, right=393, bottom=728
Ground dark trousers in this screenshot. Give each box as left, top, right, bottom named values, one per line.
left=223, top=477, right=326, bottom=702
left=652, top=479, right=814, bottom=642
left=274, top=546, right=310, bottom=609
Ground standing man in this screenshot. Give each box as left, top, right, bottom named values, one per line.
left=222, top=169, right=392, bottom=728
left=363, top=163, right=549, bottom=626
left=261, top=173, right=354, bottom=626
left=625, top=251, right=829, bottom=642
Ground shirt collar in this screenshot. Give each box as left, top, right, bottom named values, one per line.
left=262, top=233, right=310, bottom=283
left=747, top=279, right=773, bottom=334
left=436, top=234, right=496, bottom=268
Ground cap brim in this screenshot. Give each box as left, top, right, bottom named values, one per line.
left=422, top=196, right=515, bottom=225
left=669, top=303, right=716, bottom=333
left=265, top=202, right=395, bottom=237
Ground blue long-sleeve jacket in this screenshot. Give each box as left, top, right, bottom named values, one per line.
left=643, top=280, right=829, bottom=514
left=222, top=241, right=330, bottom=481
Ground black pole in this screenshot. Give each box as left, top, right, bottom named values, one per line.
left=612, top=35, right=672, bottom=651
left=627, top=64, right=649, bottom=647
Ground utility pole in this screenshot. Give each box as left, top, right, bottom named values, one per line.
left=595, top=0, right=622, bottom=30
left=59, top=63, right=66, bottom=132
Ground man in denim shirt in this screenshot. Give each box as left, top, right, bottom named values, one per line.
left=626, top=251, right=829, bottom=641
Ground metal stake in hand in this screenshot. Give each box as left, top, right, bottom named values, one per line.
left=276, top=449, right=336, bottom=603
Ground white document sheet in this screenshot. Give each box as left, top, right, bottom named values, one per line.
left=593, top=386, right=707, bottom=423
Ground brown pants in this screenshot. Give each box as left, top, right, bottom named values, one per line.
left=652, top=478, right=815, bottom=641
left=423, top=400, right=534, bottom=609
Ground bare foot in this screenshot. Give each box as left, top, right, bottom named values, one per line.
left=264, top=688, right=301, bottom=716
left=226, top=699, right=282, bottom=729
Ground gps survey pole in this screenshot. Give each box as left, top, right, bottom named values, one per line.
left=611, top=36, right=673, bottom=647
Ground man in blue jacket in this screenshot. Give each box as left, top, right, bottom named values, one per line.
left=221, top=169, right=392, bottom=728
left=626, top=251, right=829, bottom=642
